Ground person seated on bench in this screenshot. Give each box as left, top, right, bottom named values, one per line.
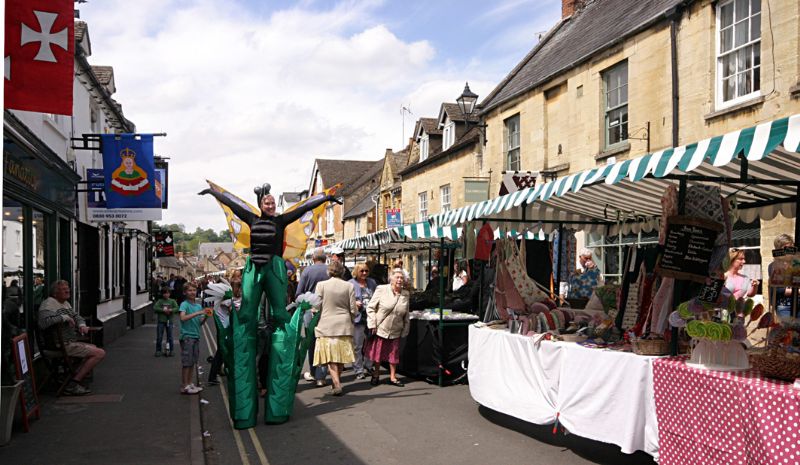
left=38, top=280, right=105, bottom=396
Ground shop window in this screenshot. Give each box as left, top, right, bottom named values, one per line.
left=716, top=0, right=761, bottom=107
left=586, top=230, right=658, bottom=284
left=3, top=199, right=25, bottom=330
left=504, top=114, right=520, bottom=171
left=137, top=237, right=147, bottom=292
left=603, top=61, right=629, bottom=148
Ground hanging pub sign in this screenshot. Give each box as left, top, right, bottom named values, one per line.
left=155, top=231, right=175, bottom=257
left=656, top=215, right=723, bottom=283
left=386, top=208, right=402, bottom=228
left=86, top=169, right=162, bottom=221
left=101, top=134, right=161, bottom=209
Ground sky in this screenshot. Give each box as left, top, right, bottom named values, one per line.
left=80, top=0, right=561, bottom=232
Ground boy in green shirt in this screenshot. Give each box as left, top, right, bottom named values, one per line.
left=179, top=283, right=208, bottom=395
left=154, top=287, right=179, bottom=357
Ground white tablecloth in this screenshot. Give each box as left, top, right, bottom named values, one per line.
left=467, top=325, right=659, bottom=458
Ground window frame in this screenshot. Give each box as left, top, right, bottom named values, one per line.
left=715, top=0, right=762, bottom=109
left=442, top=120, right=455, bottom=151
left=418, top=192, right=428, bottom=221
left=603, top=60, right=629, bottom=150
left=440, top=184, right=451, bottom=213
left=354, top=217, right=362, bottom=237
left=419, top=133, right=429, bottom=161
left=504, top=114, right=521, bottom=171
left=325, top=206, right=335, bottom=236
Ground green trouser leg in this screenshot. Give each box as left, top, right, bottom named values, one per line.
left=260, top=258, right=294, bottom=424
left=229, top=257, right=267, bottom=429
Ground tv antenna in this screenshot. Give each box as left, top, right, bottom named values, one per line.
left=401, top=104, right=413, bottom=148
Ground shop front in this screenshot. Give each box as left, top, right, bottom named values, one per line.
left=3, top=117, right=80, bottom=351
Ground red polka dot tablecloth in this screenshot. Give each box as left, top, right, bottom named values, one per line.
left=653, top=357, right=800, bottom=465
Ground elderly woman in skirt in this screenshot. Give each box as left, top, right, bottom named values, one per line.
left=366, top=268, right=411, bottom=387
left=314, top=260, right=358, bottom=396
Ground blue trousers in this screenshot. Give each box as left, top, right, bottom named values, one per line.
left=156, top=321, right=174, bottom=352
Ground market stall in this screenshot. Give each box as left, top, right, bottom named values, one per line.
left=428, top=114, right=800, bottom=459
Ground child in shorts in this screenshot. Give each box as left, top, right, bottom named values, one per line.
left=179, top=283, right=208, bottom=395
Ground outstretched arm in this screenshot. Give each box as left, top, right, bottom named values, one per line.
left=281, top=194, right=341, bottom=224
left=198, top=188, right=257, bottom=226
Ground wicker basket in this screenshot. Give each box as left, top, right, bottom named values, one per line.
left=750, top=348, right=800, bottom=382
left=632, top=337, right=669, bottom=356
left=560, top=333, right=588, bottom=343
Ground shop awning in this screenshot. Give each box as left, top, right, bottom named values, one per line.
left=430, top=115, right=800, bottom=234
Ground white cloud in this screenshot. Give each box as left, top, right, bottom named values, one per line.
left=80, top=0, right=549, bottom=231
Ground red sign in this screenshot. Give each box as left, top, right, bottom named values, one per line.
left=4, top=0, right=74, bottom=114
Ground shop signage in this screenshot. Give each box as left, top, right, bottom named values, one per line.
left=386, top=208, right=402, bottom=228
left=656, top=215, right=723, bottom=283
left=464, top=180, right=489, bottom=203
left=155, top=231, right=175, bottom=257
left=87, top=169, right=162, bottom=221
left=4, top=157, right=36, bottom=189
left=3, top=139, right=76, bottom=211
left=100, top=134, right=160, bottom=209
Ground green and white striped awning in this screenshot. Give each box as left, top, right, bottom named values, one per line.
left=317, top=221, right=547, bottom=256
left=430, top=114, right=800, bottom=234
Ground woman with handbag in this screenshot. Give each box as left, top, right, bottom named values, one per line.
left=348, top=263, right=377, bottom=380
left=313, top=261, right=358, bottom=396
left=365, top=269, right=411, bottom=387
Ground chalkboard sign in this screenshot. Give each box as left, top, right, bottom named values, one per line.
left=656, top=215, right=723, bottom=283
left=12, top=333, right=40, bottom=432
left=698, top=278, right=725, bottom=304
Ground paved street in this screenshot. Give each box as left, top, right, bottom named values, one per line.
left=0, top=324, right=655, bottom=465
left=199, top=323, right=656, bottom=465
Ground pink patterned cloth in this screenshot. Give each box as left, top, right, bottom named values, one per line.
left=654, top=357, right=800, bottom=465
left=660, top=185, right=678, bottom=246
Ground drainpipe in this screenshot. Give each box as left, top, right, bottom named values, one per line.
left=667, top=5, right=684, bottom=148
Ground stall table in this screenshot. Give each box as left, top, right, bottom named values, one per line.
left=399, top=313, right=477, bottom=385
left=653, top=357, right=800, bottom=465
left=468, top=325, right=660, bottom=458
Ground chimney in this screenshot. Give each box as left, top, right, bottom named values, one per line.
left=385, top=148, right=393, bottom=157
left=562, top=0, right=584, bottom=18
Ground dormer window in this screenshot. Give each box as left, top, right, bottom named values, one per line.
left=420, top=133, right=430, bottom=161
left=442, top=120, right=455, bottom=150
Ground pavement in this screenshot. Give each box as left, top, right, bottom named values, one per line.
left=0, top=323, right=657, bottom=465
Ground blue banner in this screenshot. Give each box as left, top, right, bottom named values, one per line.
left=101, top=134, right=160, bottom=209
left=386, top=208, right=402, bottom=228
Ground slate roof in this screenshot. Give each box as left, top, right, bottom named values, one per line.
left=400, top=127, right=481, bottom=177
left=387, top=150, right=410, bottom=177
left=344, top=186, right=379, bottom=219
left=280, top=191, right=306, bottom=205
left=341, top=159, right=384, bottom=196
left=156, top=256, right=180, bottom=269
left=481, top=0, right=688, bottom=113
left=92, top=65, right=114, bottom=86
left=197, top=242, right=234, bottom=258
left=440, top=103, right=480, bottom=124
left=316, top=158, right=377, bottom=192
left=417, top=117, right=442, bottom=137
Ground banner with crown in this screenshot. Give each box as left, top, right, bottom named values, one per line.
left=101, top=134, right=161, bottom=210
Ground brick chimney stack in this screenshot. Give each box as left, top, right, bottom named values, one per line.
left=562, top=0, right=585, bottom=18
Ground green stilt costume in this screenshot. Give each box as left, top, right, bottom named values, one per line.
left=201, top=183, right=338, bottom=429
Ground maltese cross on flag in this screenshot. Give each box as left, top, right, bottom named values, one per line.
left=4, top=0, right=74, bottom=115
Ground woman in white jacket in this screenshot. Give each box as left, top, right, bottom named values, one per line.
left=365, top=269, right=410, bottom=387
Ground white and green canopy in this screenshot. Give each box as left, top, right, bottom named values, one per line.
left=430, top=115, right=800, bottom=234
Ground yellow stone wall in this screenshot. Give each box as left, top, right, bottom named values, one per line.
left=400, top=143, right=484, bottom=224
left=482, top=0, right=800, bottom=194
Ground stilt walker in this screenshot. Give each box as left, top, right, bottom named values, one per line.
left=200, top=183, right=339, bottom=428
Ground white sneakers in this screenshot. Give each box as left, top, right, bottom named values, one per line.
left=303, top=371, right=314, bottom=382
left=181, top=383, right=203, bottom=395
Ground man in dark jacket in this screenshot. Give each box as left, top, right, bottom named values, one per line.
left=295, top=247, right=330, bottom=384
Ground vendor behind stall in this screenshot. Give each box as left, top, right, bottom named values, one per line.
left=724, top=248, right=758, bottom=299
left=769, top=234, right=795, bottom=319
left=568, top=248, right=603, bottom=299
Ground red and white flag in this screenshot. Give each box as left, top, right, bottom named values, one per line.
left=4, top=0, right=73, bottom=115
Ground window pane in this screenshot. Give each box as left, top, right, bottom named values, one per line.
left=753, top=45, right=760, bottom=67
left=735, top=0, right=748, bottom=20
left=753, top=65, right=760, bottom=91
left=751, top=0, right=760, bottom=14
left=734, top=21, right=748, bottom=47
left=737, top=72, right=749, bottom=96
left=737, top=47, right=748, bottom=72
left=751, top=13, right=760, bottom=40
left=620, top=84, right=628, bottom=105
left=721, top=2, right=734, bottom=28
left=721, top=27, right=733, bottom=52
left=32, top=210, right=47, bottom=278
left=607, top=89, right=619, bottom=109
left=721, top=53, right=734, bottom=77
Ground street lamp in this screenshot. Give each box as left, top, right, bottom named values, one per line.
left=456, top=82, right=479, bottom=118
